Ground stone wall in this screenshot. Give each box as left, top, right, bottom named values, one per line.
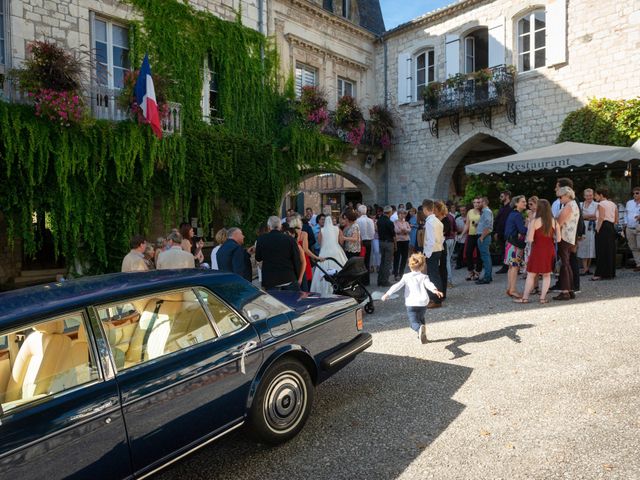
left=377, top=0, right=640, bottom=203
left=6, top=0, right=260, bottom=70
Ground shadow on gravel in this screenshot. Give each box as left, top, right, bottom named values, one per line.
left=155, top=353, right=472, bottom=480
left=428, top=323, right=535, bottom=359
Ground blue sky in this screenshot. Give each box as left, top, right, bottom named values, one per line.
left=380, top=0, right=457, bottom=30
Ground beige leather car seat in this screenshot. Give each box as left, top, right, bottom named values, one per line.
left=4, top=320, right=73, bottom=403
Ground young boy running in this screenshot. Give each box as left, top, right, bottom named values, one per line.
left=381, top=253, right=443, bottom=343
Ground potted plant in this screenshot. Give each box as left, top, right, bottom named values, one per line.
left=473, top=67, right=493, bottom=102
left=335, top=95, right=364, bottom=146
left=444, top=73, right=467, bottom=90
left=297, top=85, right=329, bottom=128
left=368, top=105, right=394, bottom=150
left=423, top=81, right=442, bottom=108
left=118, top=69, right=172, bottom=125
left=9, top=40, right=87, bottom=126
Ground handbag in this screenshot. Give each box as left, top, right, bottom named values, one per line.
left=359, top=245, right=366, bottom=257
left=507, top=235, right=526, bottom=249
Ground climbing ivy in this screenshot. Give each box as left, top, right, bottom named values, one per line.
left=558, top=98, right=640, bottom=146
left=0, top=0, right=344, bottom=275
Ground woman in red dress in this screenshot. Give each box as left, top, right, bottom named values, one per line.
left=514, top=199, right=561, bottom=304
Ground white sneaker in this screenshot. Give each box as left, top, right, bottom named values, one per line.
left=419, top=324, right=428, bottom=344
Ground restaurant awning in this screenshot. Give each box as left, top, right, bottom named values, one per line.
left=465, top=141, right=640, bottom=175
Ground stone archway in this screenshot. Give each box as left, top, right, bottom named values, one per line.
left=433, top=130, right=521, bottom=199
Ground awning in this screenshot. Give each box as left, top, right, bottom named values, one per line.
left=465, top=141, right=640, bottom=175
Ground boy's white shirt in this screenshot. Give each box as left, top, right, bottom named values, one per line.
left=383, top=271, right=438, bottom=307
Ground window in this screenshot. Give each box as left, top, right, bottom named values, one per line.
left=0, top=314, right=100, bottom=414
left=295, top=62, right=317, bottom=98
left=97, top=289, right=217, bottom=371
left=202, top=53, right=219, bottom=122
left=0, top=0, right=5, bottom=66
left=94, top=17, right=130, bottom=89
left=517, top=10, right=546, bottom=72
left=195, top=288, right=246, bottom=337
left=341, top=0, right=351, bottom=19
left=337, top=77, right=355, bottom=99
left=464, top=36, right=475, bottom=73
left=415, top=50, right=435, bottom=100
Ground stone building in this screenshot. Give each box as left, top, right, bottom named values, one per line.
left=375, top=0, right=640, bottom=201
left=0, top=0, right=384, bottom=287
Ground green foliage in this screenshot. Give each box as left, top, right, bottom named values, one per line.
left=558, top=98, right=640, bottom=146
left=0, top=0, right=341, bottom=275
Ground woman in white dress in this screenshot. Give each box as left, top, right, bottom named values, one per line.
left=577, top=188, right=598, bottom=275
left=310, top=208, right=348, bottom=297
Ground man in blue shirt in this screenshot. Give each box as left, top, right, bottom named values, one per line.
left=217, top=227, right=252, bottom=281
left=476, top=197, right=494, bottom=284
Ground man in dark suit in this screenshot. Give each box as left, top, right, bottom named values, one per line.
left=216, top=227, right=252, bottom=281
left=255, top=216, right=301, bottom=290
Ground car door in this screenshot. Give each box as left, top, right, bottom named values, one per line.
left=0, top=311, right=131, bottom=480
left=94, top=287, right=262, bottom=476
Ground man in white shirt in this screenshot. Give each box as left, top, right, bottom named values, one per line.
left=356, top=205, right=375, bottom=285
left=305, top=207, right=317, bottom=226
left=422, top=199, right=444, bottom=308
left=625, top=186, right=640, bottom=271
left=156, top=231, right=195, bottom=269
left=121, top=235, right=149, bottom=272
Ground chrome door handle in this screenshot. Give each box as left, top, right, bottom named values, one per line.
left=240, top=341, right=257, bottom=375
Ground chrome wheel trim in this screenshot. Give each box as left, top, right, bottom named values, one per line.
left=263, top=370, right=307, bottom=434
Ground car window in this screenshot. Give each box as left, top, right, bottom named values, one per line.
left=0, top=313, right=100, bottom=414
left=196, top=288, right=246, bottom=336
left=96, top=289, right=217, bottom=371
left=242, top=292, right=292, bottom=322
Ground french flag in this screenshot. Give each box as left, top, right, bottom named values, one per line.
left=134, top=54, right=162, bottom=139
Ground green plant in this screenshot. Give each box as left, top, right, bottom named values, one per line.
left=473, top=67, right=493, bottom=85
left=118, top=69, right=172, bottom=121
left=444, top=73, right=467, bottom=89
left=424, top=81, right=441, bottom=103
left=368, top=105, right=394, bottom=149
left=298, top=86, right=328, bottom=126
left=558, top=98, right=640, bottom=146
left=9, top=40, right=86, bottom=93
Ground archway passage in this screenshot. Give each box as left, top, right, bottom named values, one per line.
left=436, top=133, right=517, bottom=199
left=285, top=172, right=365, bottom=218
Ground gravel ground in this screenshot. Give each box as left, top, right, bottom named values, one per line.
left=156, top=268, right=640, bottom=480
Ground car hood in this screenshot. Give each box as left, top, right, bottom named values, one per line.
left=268, top=291, right=357, bottom=316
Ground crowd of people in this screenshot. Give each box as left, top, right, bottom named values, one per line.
left=121, top=181, right=640, bottom=315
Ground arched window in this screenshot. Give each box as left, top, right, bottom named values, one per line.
left=517, top=10, right=546, bottom=72
left=415, top=49, right=435, bottom=100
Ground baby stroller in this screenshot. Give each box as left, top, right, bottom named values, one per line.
left=314, top=257, right=375, bottom=314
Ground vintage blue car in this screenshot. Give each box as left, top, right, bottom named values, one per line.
left=0, top=270, right=371, bottom=479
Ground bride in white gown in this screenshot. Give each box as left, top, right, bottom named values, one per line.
left=310, top=209, right=347, bottom=297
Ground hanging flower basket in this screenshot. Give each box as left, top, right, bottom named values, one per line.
left=298, top=86, right=328, bottom=127
left=368, top=104, right=395, bottom=150
left=118, top=69, right=172, bottom=124
left=335, top=95, right=364, bottom=146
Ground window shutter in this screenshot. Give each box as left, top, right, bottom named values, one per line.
left=445, top=34, right=460, bottom=78
left=546, top=0, right=567, bottom=65
left=397, top=52, right=412, bottom=104
left=488, top=20, right=505, bottom=67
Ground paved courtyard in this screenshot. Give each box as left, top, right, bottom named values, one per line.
left=157, top=268, right=640, bottom=480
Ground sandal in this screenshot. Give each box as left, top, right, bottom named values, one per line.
left=506, top=290, right=522, bottom=299
left=539, top=298, right=549, bottom=304
left=513, top=298, right=529, bottom=303
left=590, top=276, right=602, bottom=281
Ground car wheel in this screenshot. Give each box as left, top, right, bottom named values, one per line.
left=249, top=358, right=314, bottom=444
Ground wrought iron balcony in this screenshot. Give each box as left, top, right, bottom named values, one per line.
left=89, top=83, right=182, bottom=136
left=422, top=64, right=516, bottom=137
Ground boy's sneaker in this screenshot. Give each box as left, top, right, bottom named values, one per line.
left=419, top=325, right=428, bottom=344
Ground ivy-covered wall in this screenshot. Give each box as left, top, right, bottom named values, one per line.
left=0, top=0, right=343, bottom=277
